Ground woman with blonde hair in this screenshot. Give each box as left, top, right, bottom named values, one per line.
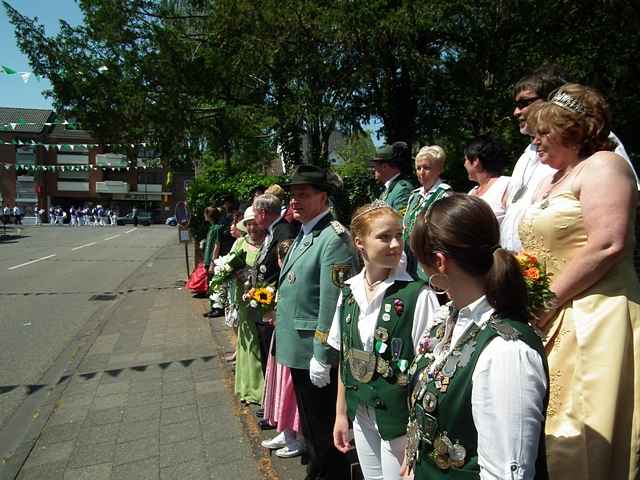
left=329, top=201, right=439, bottom=480
left=403, top=145, right=452, bottom=279
left=520, top=83, right=640, bottom=479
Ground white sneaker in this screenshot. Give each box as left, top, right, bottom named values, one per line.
left=274, top=441, right=305, bottom=458
left=261, top=432, right=286, bottom=450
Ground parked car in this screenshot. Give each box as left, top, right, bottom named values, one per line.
left=165, top=216, right=178, bottom=226
left=116, top=211, right=152, bottom=226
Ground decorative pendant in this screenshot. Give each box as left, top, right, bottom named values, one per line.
left=374, top=327, right=389, bottom=342
left=449, top=441, right=467, bottom=468
left=422, top=391, right=437, bottom=413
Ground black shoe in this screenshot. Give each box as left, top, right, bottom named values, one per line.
left=208, top=308, right=224, bottom=317
left=192, top=292, right=208, bottom=298
left=255, top=408, right=264, bottom=419
left=259, top=419, right=275, bottom=430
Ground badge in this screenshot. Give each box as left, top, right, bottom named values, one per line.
left=345, top=314, right=352, bottom=324
left=348, top=348, right=376, bottom=383
left=384, top=303, right=392, bottom=313
left=374, top=327, right=389, bottom=342
left=259, top=265, right=267, bottom=273
left=442, top=354, right=458, bottom=378
left=331, top=264, right=352, bottom=288
left=408, top=362, right=417, bottom=376
left=458, top=341, right=477, bottom=368
left=434, top=433, right=452, bottom=456
left=415, top=406, right=438, bottom=443
left=422, top=391, right=437, bottom=412
left=287, top=272, right=296, bottom=284
left=393, top=298, right=404, bottom=315
left=382, top=313, right=391, bottom=322
left=396, top=373, right=408, bottom=386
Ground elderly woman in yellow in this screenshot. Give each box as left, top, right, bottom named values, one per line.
left=520, top=83, right=640, bottom=479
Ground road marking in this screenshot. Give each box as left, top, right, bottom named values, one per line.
left=71, top=242, right=97, bottom=251
left=124, top=228, right=137, bottom=234
left=8, top=254, right=57, bottom=271
left=103, top=234, right=121, bottom=241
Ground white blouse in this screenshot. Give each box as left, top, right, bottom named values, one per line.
left=328, top=255, right=439, bottom=353
left=429, top=296, right=547, bottom=480
left=468, top=176, right=511, bottom=225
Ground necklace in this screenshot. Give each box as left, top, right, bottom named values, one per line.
left=511, top=158, right=540, bottom=204
left=364, top=271, right=388, bottom=290
left=540, top=166, right=575, bottom=200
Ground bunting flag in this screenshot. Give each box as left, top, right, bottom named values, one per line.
left=0, top=63, right=110, bottom=83
left=2, top=163, right=159, bottom=172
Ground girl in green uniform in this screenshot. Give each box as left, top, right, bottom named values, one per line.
left=329, top=201, right=439, bottom=480
left=402, top=194, right=548, bottom=479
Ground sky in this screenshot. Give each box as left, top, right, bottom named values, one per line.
left=1, top=0, right=84, bottom=109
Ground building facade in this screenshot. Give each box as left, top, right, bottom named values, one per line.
left=0, top=107, right=193, bottom=222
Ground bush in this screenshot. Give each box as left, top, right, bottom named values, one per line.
left=186, top=164, right=282, bottom=240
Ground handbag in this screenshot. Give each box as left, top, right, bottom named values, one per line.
left=185, top=263, right=208, bottom=294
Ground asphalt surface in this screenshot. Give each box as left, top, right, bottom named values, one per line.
left=0, top=225, right=178, bottom=432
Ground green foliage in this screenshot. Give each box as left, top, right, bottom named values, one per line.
left=186, top=163, right=282, bottom=240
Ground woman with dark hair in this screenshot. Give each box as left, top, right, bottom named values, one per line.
left=464, top=135, right=511, bottom=223
left=402, top=194, right=548, bottom=479
left=521, top=83, right=640, bottom=479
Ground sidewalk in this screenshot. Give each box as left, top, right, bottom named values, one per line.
left=10, top=242, right=288, bottom=480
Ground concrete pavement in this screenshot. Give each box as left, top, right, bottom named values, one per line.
left=0, top=227, right=306, bottom=479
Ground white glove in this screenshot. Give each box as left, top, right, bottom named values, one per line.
left=309, top=357, right=331, bottom=388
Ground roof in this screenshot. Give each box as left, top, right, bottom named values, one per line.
left=48, top=124, right=95, bottom=143
left=0, top=107, right=54, bottom=134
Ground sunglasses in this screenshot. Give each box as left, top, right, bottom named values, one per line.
left=514, top=96, right=541, bottom=110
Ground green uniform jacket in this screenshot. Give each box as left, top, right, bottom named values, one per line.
left=380, top=175, right=415, bottom=214
left=275, top=212, right=357, bottom=370
left=203, top=224, right=220, bottom=267
left=340, top=280, right=425, bottom=440
left=409, top=316, right=549, bottom=479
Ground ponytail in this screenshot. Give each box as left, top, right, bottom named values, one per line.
left=486, top=248, right=529, bottom=321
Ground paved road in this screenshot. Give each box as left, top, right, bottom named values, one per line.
left=0, top=225, right=178, bottom=431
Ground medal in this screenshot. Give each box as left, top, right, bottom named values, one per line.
left=434, top=453, right=450, bottom=470
left=376, top=357, right=392, bottom=377
left=397, top=359, right=408, bottom=372
left=422, top=391, right=437, bottom=412
left=382, top=313, right=391, bottom=322
left=374, top=327, right=389, bottom=342
left=259, top=265, right=267, bottom=273
left=449, top=441, right=466, bottom=468
left=374, top=340, right=388, bottom=354
left=287, top=272, right=296, bottom=284
left=390, top=338, right=403, bottom=361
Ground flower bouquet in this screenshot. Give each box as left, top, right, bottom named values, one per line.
left=208, top=250, right=247, bottom=306
left=515, top=252, right=555, bottom=316
left=244, top=284, right=276, bottom=314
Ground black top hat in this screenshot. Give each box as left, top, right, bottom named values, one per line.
left=285, top=164, right=342, bottom=194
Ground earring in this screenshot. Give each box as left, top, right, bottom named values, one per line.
left=428, top=273, right=450, bottom=295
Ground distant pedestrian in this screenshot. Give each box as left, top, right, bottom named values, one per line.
left=13, top=205, right=22, bottom=224
left=1, top=205, right=10, bottom=226
left=132, top=207, right=138, bottom=227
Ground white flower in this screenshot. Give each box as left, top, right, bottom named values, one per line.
left=250, top=300, right=258, bottom=308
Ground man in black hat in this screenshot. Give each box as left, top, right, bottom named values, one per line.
left=371, top=141, right=415, bottom=214
left=275, top=164, right=357, bottom=480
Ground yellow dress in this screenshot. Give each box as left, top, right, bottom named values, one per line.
left=519, top=191, right=640, bottom=480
